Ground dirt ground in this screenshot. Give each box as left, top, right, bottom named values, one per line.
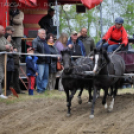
left=0, top=90, right=134, bottom=134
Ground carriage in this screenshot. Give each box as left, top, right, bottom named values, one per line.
left=117, top=38, right=134, bottom=74
left=61, top=38, right=134, bottom=118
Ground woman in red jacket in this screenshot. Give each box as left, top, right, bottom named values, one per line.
left=101, top=17, right=128, bottom=52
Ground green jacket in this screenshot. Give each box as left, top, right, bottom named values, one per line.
left=78, top=36, right=95, bottom=56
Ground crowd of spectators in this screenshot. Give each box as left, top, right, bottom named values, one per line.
left=0, top=4, right=95, bottom=99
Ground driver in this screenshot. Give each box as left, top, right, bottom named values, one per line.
left=98, top=17, right=128, bottom=52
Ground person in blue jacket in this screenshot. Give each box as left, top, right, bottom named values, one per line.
left=67, top=31, right=86, bottom=58
left=26, top=47, right=38, bottom=95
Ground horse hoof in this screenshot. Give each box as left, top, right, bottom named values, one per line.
left=77, top=97, right=82, bottom=104
left=89, top=115, right=94, bottom=119
left=104, top=103, right=108, bottom=109
left=66, top=113, right=71, bottom=117
left=108, top=108, right=113, bottom=112
left=78, top=99, right=82, bottom=104
left=88, top=102, right=92, bottom=105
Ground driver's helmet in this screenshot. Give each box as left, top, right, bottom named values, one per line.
left=115, top=17, right=124, bottom=24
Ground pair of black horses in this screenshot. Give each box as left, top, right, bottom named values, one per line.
left=61, top=48, right=125, bottom=118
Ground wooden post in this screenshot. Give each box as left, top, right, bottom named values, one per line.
left=4, top=53, right=7, bottom=96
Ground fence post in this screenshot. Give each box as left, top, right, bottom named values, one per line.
left=4, top=53, right=7, bottom=96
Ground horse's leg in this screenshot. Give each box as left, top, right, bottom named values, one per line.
left=64, top=88, right=71, bottom=116
left=77, top=88, right=83, bottom=104
left=108, top=86, right=113, bottom=96
left=90, top=85, right=99, bottom=119
left=102, top=88, right=108, bottom=109
left=108, top=86, right=118, bottom=112
left=70, top=89, right=77, bottom=102
left=88, top=87, right=92, bottom=105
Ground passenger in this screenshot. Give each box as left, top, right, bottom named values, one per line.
left=78, top=28, right=95, bottom=55
left=32, top=29, right=50, bottom=93
left=38, top=8, right=55, bottom=35
left=67, top=31, right=86, bottom=57
left=9, top=2, right=24, bottom=52
left=46, top=33, right=60, bottom=91
left=26, top=47, right=38, bottom=95
left=97, top=17, right=128, bottom=52
left=55, top=33, right=70, bottom=91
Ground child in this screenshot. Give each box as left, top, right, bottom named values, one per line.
left=26, top=47, right=38, bottom=95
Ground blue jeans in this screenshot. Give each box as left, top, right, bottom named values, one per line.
left=37, top=64, right=49, bottom=91
left=96, top=39, right=102, bottom=48
left=96, top=41, right=120, bottom=52
left=107, top=44, right=120, bottom=52
left=96, top=40, right=109, bottom=51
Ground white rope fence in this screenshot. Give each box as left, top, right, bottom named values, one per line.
left=0, top=51, right=83, bottom=96
left=0, top=51, right=83, bottom=58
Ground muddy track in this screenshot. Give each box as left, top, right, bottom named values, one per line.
left=0, top=94, right=134, bottom=134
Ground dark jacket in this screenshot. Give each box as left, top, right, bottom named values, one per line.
left=13, top=53, right=19, bottom=69
left=48, top=44, right=58, bottom=73
left=38, top=14, right=53, bottom=34
left=26, top=56, right=38, bottom=76
left=67, top=38, right=86, bottom=56
left=32, top=36, right=50, bottom=64
left=78, top=36, right=95, bottom=55
left=7, top=54, right=14, bottom=72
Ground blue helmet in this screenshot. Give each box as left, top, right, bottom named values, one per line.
left=115, top=17, right=124, bottom=24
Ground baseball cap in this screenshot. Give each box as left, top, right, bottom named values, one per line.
left=27, top=47, right=34, bottom=52
left=71, top=31, right=78, bottom=35
left=6, top=26, right=14, bottom=32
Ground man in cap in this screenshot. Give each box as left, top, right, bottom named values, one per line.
left=5, top=26, right=16, bottom=47
left=10, top=1, right=24, bottom=52
left=67, top=31, right=86, bottom=58
left=5, top=26, right=14, bottom=34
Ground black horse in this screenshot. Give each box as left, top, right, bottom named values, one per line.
left=61, top=50, right=94, bottom=116
left=81, top=48, right=125, bottom=118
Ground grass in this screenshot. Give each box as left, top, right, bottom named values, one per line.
left=0, top=89, right=66, bottom=104
left=0, top=88, right=134, bottom=105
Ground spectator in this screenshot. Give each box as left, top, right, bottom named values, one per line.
left=10, top=2, right=24, bottom=52
left=5, top=33, right=14, bottom=96
left=5, top=26, right=24, bottom=94
left=0, top=25, right=12, bottom=99
left=6, top=26, right=17, bottom=48
left=12, top=47, right=25, bottom=94
left=32, top=29, right=50, bottom=93
left=78, top=28, right=95, bottom=55
left=46, top=33, right=60, bottom=90
left=38, top=8, right=55, bottom=34
left=67, top=31, right=86, bottom=58
left=26, top=47, right=38, bottom=95
left=5, top=26, right=14, bottom=35
left=55, top=33, right=70, bottom=91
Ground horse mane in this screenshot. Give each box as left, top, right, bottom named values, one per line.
left=102, top=49, right=110, bottom=64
